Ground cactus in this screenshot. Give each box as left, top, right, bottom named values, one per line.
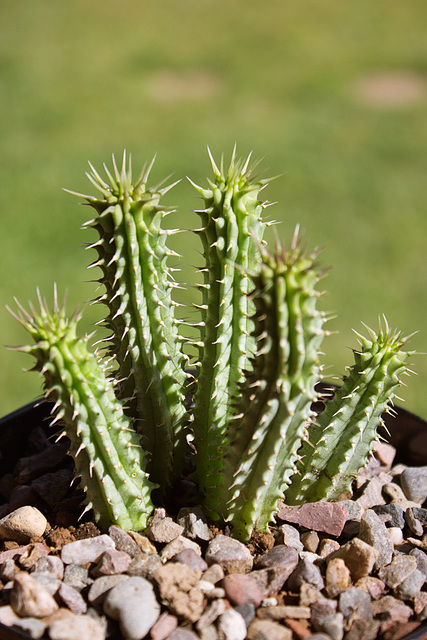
left=9, top=148, right=417, bottom=542
left=71, top=153, right=189, bottom=491
left=9, top=290, right=155, bottom=531
left=285, top=321, right=413, bottom=505
left=189, top=149, right=272, bottom=512
left=214, top=234, right=328, bottom=540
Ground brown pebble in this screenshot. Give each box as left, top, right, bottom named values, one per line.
left=277, top=501, right=349, bottom=537
left=222, top=573, right=265, bottom=607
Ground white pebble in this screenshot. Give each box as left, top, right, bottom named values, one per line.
left=0, top=506, right=47, bottom=544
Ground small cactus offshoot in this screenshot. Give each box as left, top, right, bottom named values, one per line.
left=10, top=149, right=417, bottom=542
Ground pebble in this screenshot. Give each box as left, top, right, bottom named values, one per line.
left=63, top=564, right=93, bottom=591
left=325, top=558, right=351, bottom=597
left=278, top=524, right=304, bottom=552
left=31, top=571, right=61, bottom=595
left=0, top=506, right=47, bottom=544
left=0, top=542, right=49, bottom=564
left=146, top=509, right=185, bottom=543
left=372, top=503, right=405, bottom=528
left=32, top=554, right=64, bottom=580
left=202, top=563, right=225, bottom=585
left=48, top=612, right=106, bottom=640
left=401, top=466, right=427, bottom=504
left=405, top=507, right=424, bottom=536
left=312, top=612, right=344, bottom=640
left=318, top=538, right=340, bottom=558
left=58, top=582, right=88, bottom=614
left=61, top=535, right=115, bottom=565
left=388, top=527, right=404, bottom=545
left=355, top=576, right=387, bottom=600
left=235, top=602, right=255, bottom=627
left=338, top=500, right=364, bottom=521
left=217, top=609, right=247, bottom=640
left=205, top=534, right=253, bottom=574
left=107, top=525, right=142, bottom=558
left=371, top=595, right=413, bottom=622
left=31, top=468, right=74, bottom=506
left=149, top=612, right=178, bottom=640
left=329, top=537, right=378, bottom=581
left=171, top=548, right=209, bottom=571
left=257, top=605, right=311, bottom=619
left=0, top=557, right=19, bottom=581
left=167, top=629, right=199, bottom=640
left=344, top=619, right=380, bottom=640
left=196, top=598, right=227, bottom=631
left=409, top=547, right=427, bottom=579
left=128, top=530, right=157, bottom=554
left=222, top=573, right=265, bottom=607
left=339, top=587, right=373, bottom=620
left=277, top=501, right=348, bottom=536
left=247, top=618, right=292, bottom=640
left=177, top=507, right=213, bottom=542
left=87, top=574, right=129, bottom=606
left=103, top=576, right=160, bottom=640
left=160, top=535, right=202, bottom=562
left=91, top=549, right=132, bottom=576
left=152, top=562, right=204, bottom=622
left=358, top=509, right=394, bottom=569
left=382, top=482, right=420, bottom=509
left=356, top=477, right=386, bottom=510
left=10, top=571, right=59, bottom=618
left=287, top=557, right=325, bottom=591
left=300, top=530, right=319, bottom=553
left=255, top=544, right=298, bottom=572
left=127, top=552, right=162, bottom=578
left=377, top=554, right=417, bottom=588
left=394, top=568, right=425, bottom=599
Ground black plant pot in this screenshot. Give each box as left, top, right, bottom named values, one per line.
left=1, top=399, right=427, bottom=640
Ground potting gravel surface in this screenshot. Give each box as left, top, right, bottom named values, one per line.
left=1, top=429, right=427, bottom=640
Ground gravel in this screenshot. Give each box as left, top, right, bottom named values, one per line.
left=1, top=433, right=427, bottom=639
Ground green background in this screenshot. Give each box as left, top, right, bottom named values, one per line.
left=1, top=1, right=426, bottom=417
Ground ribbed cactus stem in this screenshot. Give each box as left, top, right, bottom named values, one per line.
left=217, top=233, right=327, bottom=540
left=73, top=153, right=189, bottom=489
left=285, top=321, right=413, bottom=505
left=190, top=148, right=271, bottom=509
left=9, top=292, right=155, bottom=531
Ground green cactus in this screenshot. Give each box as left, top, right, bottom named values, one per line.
left=9, top=148, right=418, bottom=542
left=71, top=153, right=189, bottom=491
left=285, top=321, right=413, bottom=505
left=9, top=291, right=154, bottom=531
left=189, top=148, right=272, bottom=512
left=213, top=234, right=328, bottom=539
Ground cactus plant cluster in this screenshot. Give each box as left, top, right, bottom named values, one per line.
left=9, top=149, right=415, bottom=542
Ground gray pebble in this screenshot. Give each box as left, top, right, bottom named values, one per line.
left=61, top=534, right=115, bottom=565
left=168, top=629, right=200, bottom=640
left=405, top=507, right=424, bottom=536
left=103, top=576, right=160, bottom=640
left=394, top=568, right=425, bottom=600
left=378, top=554, right=417, bottom=588
left=372, top=504, right=405, bottom=528
left=205, top=534, right=253, bottom=574
left=279, top=524, right=304, bottom=553
left=87, top=574, right=129, bottom=606
left=58, top=582, right=88, bottom=615
left=31, top=571, right=61, bottom=595
left=146, top=509, right=184, bottom=543
left=63, top=564, right=93, bottom=591
left=177, top=507, right=213, bottom=542
left=107, top=525, right=142, bottom=558
left=337, top=500, right=364, bottom=521
left=172, top=548, right=208, bottom=571
left=202, top=563, right=225, bottom=585
left=32, top=555, right=64, bottom=580
left=0, top=558, right=19, bottom=582
left=339, top=587, right=373, bottom=620
left=160, top=535, right=202, bottom=562
left=409, top=547, right=427, bottom=579
left=358, top=509, right=394, bottom=569
left=401, top=467, right=427, bottom=504
left=127, top=552, right=162, bottom=578
left=313, top=612, right=344, bottom=640
left=287, top=558, right=325, bottom=591
left=235, top=602, right=256, bottom=627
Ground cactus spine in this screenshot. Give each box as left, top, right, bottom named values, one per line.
left=285, top=322, right=413, bottom=505
left=190, top=149, right=271, bottom=511
left=77, top=154, right=189, bottom=490
left=9, top=292, right=154, bottom=531
left=215, top=234, right=327, bottom=540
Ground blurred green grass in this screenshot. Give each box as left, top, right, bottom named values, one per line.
left=1, top=0, right=426, bottom=417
